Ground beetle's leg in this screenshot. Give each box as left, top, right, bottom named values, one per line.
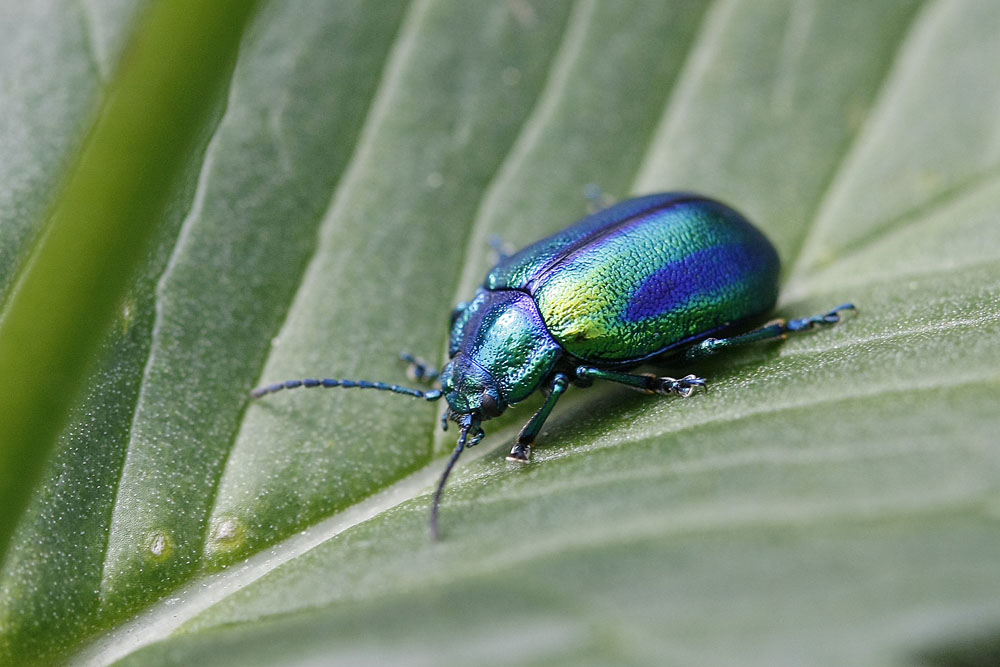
left=487, top=235, right=516, bottom=264
left=575, top=366, right=706, bottom=398
left=583, top=183, right=612, bottom=213
left=400, top=352, right=440, bottom=383
left=507, top=373, right=571, bottom=463
left=681, top=303, right=855, bottom=363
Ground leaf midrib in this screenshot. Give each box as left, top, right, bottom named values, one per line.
left=75, top=352, right=996, bottom=667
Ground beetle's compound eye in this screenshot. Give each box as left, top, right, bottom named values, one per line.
left=479, top=391, right=502, bottom=419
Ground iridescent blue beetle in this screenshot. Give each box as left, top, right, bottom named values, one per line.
left=253, top=192, right=853, bottom=537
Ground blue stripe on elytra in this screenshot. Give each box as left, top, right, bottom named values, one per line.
left=624, top=244, right=759, bottom=322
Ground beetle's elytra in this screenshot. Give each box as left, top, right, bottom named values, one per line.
left=253, top=192, right=854, bottom=538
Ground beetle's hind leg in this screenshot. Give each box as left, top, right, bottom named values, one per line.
left=575, top=366, right=706, bottom=398
left=681, top=303, right=855, bottom=363
left=507, top=373, right=570, bottom=463
left=399, top=352, right=440, bottom=383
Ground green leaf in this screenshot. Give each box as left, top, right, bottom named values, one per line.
left=0, top=0, right=257, bottom=592
left=3, top=0, right=999, bottom=665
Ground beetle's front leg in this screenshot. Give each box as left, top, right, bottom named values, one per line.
left=400, top=352, right=440, bottom=383
left=507, top=373, right=570, bottom=463
left=574, top=366, right=706, bottom=398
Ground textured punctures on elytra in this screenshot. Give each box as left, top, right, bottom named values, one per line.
left=623, top=244, right=769, bottom=322
left=252, top=192, right=855, bottom=539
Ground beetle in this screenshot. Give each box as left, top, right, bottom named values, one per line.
left=252, top=192, right=853, bottom=538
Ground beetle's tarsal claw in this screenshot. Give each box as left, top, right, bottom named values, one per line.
left=506, top=443, right=531, bottom=463
left=787, top=303, right=857, bottom=332
left=657, top=374, right=706, bottom=398
left=825, top=303, right=856, bottom=323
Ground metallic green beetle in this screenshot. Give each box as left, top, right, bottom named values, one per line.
left=253, top=192, right=853, bottom=537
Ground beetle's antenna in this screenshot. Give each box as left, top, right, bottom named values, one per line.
left=430, top=415, right=472, bottom=541
left=251, top=378, right=442, bottom=402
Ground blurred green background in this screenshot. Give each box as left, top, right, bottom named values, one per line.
left=1, top=1, right=999, bottom=665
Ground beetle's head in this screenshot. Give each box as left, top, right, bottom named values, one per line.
left=439, top=354, right=506, bottom=422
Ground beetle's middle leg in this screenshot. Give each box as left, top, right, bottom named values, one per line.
left=487, top=235, right=516, bottom=264
left=507, top=373, right=570, bottom=463
left=574, top=366, right=706, bottom=398
left=583, top=183, right=613, bottom=213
